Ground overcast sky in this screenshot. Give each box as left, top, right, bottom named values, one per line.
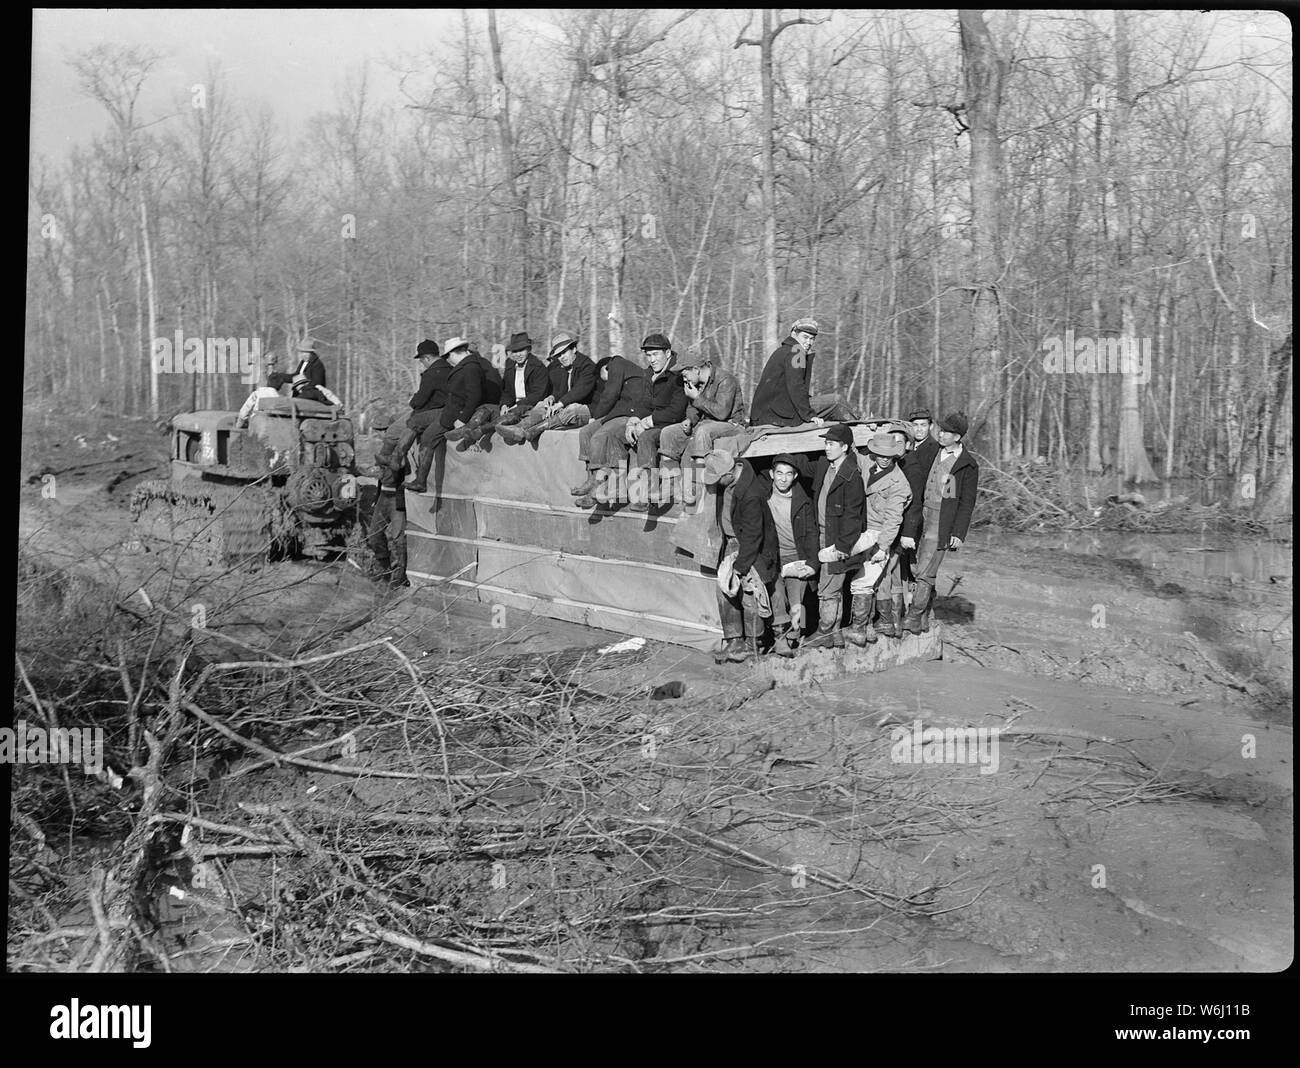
left=30, top=8, right=461, bottom=163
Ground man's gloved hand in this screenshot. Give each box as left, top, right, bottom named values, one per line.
left=869, top=546, right=887, bottom=564
left=946, top=536, right=963, bottom=551
left=782, top=560, right=815, bottom=579
left=900, top=536, right=916, bottom=550
left=817, top=545, right=844, bottom=564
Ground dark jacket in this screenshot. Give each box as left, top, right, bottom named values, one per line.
left=645, top=359, right=687, bottom=427
left=409, top=358, right=451, bottom=412
left=502, top=355, right=551, bottom=409
left=589, top=355, right=647, bottom=422
left=296, top=352, right=326, bottom=388
left=722, top=461, right=779, bottom=583
left=900, top=436, right=941, bottom=540
left=687, top=369, right=746, bottom=428
left=812, top=451, right=867, bottom=574
left=548, top=351, right=597, bottom=407
left=749, top=336, right=815, bottom=426
left=442, top=356, right=484, bottom=427
left=473, top=352, right=503, bottom=406
left=765, top=477, right=820, bottom=572
left=929, top=448, right=980, bottom=545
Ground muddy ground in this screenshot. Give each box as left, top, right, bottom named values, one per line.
left=12, top=405, right=1294, bottom=972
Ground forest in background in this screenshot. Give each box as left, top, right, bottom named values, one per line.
left=25, top=9, right=1293, bottom=514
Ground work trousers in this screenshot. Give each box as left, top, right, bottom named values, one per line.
left=658, top=419, right=744, bottom=463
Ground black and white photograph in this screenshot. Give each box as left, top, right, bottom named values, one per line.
left=16, top=4, right=1292, bottom=1008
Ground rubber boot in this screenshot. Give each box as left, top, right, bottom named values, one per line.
left=806, top=597, right=844, bottom=649
left=389, top=539, right=408, bottom=589
left=902, top=581, right=932, bottom=635
left=743, top=608, right=763, bottom=659
left=404, top=440, right=435, bottom=493
left=380, top=428, right=416, bottom=473
left=844, top=593, right=878, bottom=646
left=920, top=582, right=936, bottom=633
left=627, top=466, right=651, bottom=512
left=712, top=637, right=750, bottom=664
left=876, top=595, right=904, bottom=638
left=771, top=626, right=796, bottom=658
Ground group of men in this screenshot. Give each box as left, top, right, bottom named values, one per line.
left=705, top=408, right=978, bottom=661
left=357, top=318, right=978, bottom=651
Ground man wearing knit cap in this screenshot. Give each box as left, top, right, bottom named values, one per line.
left=749, top=317, right=856, bottom=428
left=902, top=410, right=979, bottom=634
left=658, top=350, right=747, bottom=506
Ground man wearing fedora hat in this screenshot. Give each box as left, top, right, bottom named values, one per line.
left=496, top=331, right=600, bottom=444
left=404, top=337, right=481, bottom=492
left=749, top=317, right=856, bottom=429
left=840, top=433, right=911, bottom=645
left=376, top=338, right=447, bottom=477
left=704, top=452, right=778, bottom=662
left=902, top=410, right=979, bottom=634
left=805, top=423, right=868, bottom=648
left=294, top=338, right=328, bottom=389
left=658, top=351, right=746, bottom=506
left=451, top=331, right=549, bottom=450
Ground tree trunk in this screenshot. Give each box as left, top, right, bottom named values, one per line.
left=959, top=9, right=1011, bottom=459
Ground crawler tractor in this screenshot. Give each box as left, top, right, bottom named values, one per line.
left=130, top=398, right=358, bottom=562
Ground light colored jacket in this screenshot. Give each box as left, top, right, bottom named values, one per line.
left=851, top=461, right=911, bottom=557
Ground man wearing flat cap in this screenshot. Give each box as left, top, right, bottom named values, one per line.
left=452, top=332, right=550, bottom=450
left=890, top=406, right=942, bottom=635
left=902, top=411, right=979, bottom=634
left=749, top=317, right=856, bottom=429
left=623, top=333, right=687, bottom=511
left=839, top=433, right=911, bottom=645
left=497, top=332, right=599, bottom=445
left=806, top=423, right=868, bottom=648
left=658, top=350, right=747, bottom=506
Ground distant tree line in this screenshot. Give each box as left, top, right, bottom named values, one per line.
left=25, top=9, right=1292, bottom=514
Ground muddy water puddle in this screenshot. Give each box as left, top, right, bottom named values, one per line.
left=1000, top=532, right=1291, bottom=595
